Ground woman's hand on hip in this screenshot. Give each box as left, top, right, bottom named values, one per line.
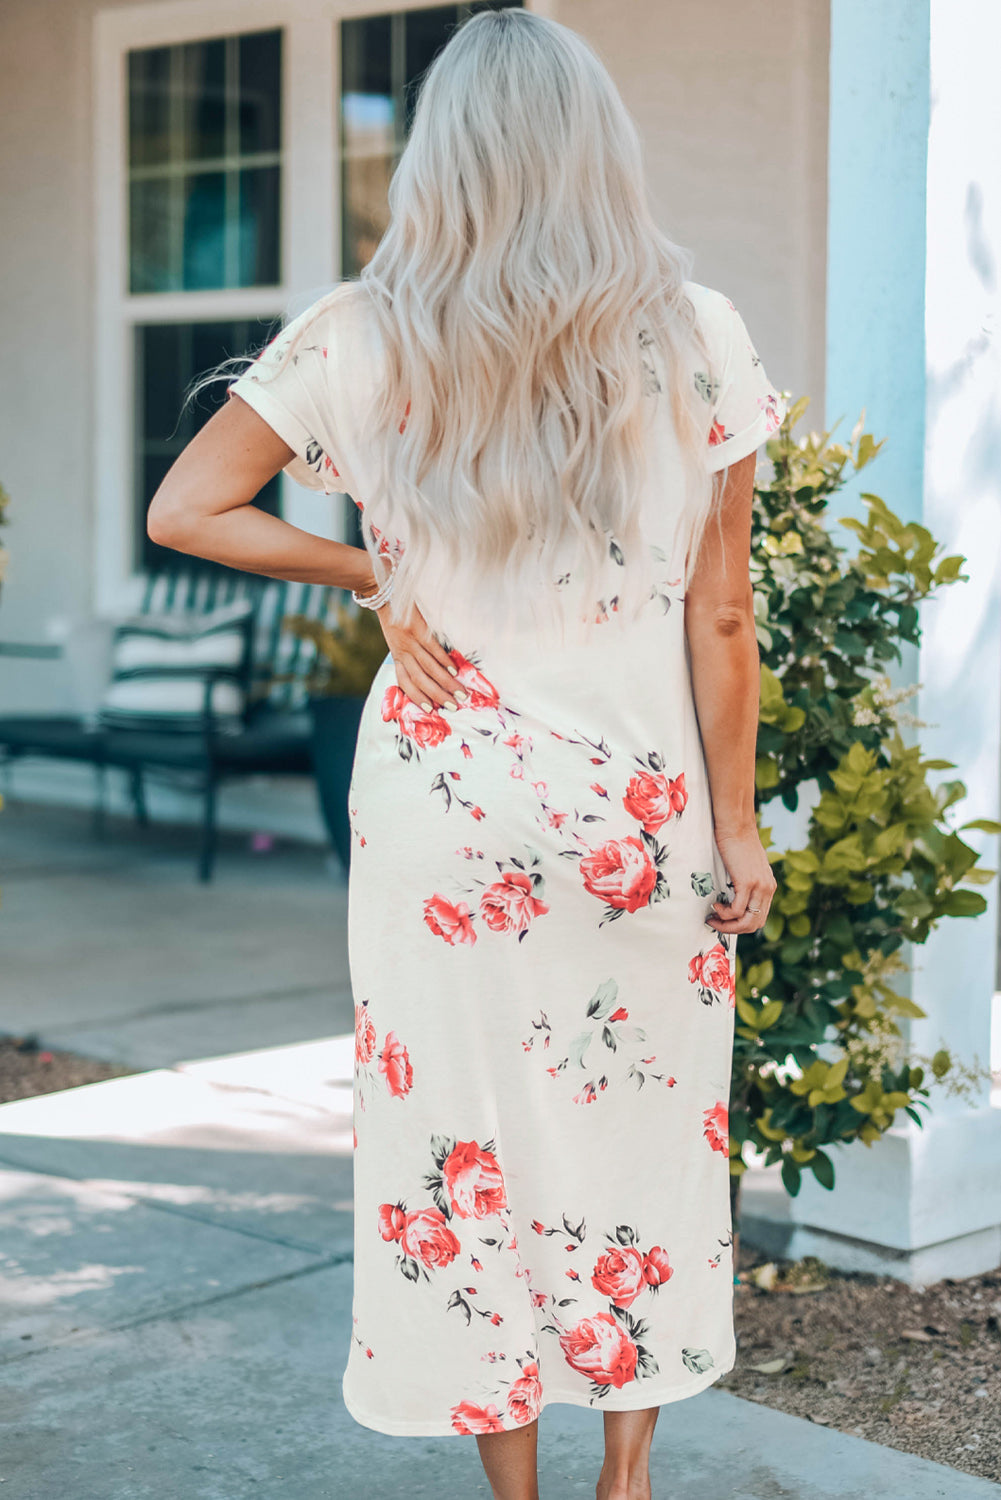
left=708, top=824, right=776, bottom=935
left=377, top=601, right=466, bottom=713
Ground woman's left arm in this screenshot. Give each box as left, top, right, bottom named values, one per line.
left=147, top=393, right=377, bottom=591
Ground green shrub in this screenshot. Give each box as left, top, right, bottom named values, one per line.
left=733, top=399, right=999, bottom=1198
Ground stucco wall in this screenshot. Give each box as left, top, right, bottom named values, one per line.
left=559, top=0, right=829, bottom=413
left=0, top=0, right=828, bottom=715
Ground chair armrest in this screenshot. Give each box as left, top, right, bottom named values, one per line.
left=0, top=642, right=63, bottom=659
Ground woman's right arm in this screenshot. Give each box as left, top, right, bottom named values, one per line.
left=684, top=450, right=776, bottom=935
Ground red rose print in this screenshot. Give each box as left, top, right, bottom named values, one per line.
left=377, top=1203, right=406, bottom=1242
left=688, top=952, right=705, bottom=984
left=608, top=1006, right=629, bottom=1022
left=378, top=1031, right=413, bottom=1098
left=507, top=1362, right=543, bottom=1425
left=666, top=772, right=687, bottom=815
left=708, top=419, right=727, bottom=446
left=623, top=770, right=687, bottom=832
left=643, top=1246, right=673, bottom=1286
left=447, top=649, right=501, bottom=711
left=622, top=771, right=671, bottom=834
left=590, top=1246, right=647, bottom=1308
left=701, top=943, right=731, bottom=994
left=442, top=1140, right=507, bottom=1219
left=399, top=1207, right=461, bottom=1268
left=558, top=1312, right=638, bottom=1389
left=354, top=1004, right=376, bottom=1066
left=479, top=872, right=550, bottom=935
left=423, top=895, right=477, bottom=946
left=461, top=741, right=473, bottom=758
left=451, top=1400, right=506, bottom=1435
left=703, top=1101, right=729, bottom=1156
left=382, top=685, right=451, bottom=748
left=580, top=837, right=657, bottom=913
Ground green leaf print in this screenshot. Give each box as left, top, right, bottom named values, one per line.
left=586, top=979, right=619, bottom=1020
left=568, top=1031, right=593, bottom=1068
left=682, top=1347, right=715, bottom=1375
left=694, top=371, right=720, bottom=405
left=691, top=871, right=715, bottom=898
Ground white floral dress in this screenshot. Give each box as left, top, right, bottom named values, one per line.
left=230, top=280, right=785, bottom=1436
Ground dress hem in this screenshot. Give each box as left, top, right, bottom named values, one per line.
left=340, top=1349, right=736, bottom=1438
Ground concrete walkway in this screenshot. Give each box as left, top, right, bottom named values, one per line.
left=1, top=801, right=998, bottom=1499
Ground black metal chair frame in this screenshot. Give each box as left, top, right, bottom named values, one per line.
left=0, top=566, right=343, bottom=881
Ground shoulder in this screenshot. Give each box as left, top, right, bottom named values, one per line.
left=682, top=280, right=741, bottom=360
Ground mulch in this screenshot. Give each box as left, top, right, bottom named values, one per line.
left=723, top=1245, right=1001, bottom=1484
left=0, top=1035, right=136, bottom=1104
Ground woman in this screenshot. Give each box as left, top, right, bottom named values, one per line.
left=148, top=10, right=781, bottom=1498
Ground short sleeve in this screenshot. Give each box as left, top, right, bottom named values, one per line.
left=697, top=293, right=787, bottom=474
left=227, top=298, right=348, bottom=495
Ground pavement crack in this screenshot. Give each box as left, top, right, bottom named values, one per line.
left=0, top=1253, right=353, bottom=1366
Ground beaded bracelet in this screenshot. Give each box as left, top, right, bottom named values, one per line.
left=352, top=555, right=398, bottom=610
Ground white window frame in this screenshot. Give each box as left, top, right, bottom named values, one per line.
left=93, top=0, right=547, bottom=613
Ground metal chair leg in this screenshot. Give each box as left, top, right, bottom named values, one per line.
left=130, top=768, right=149, bottom=826
left=199, top=773, right=217, bottom=882
left=93, top=763, right=108, bottom=840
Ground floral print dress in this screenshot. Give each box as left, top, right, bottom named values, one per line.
left=229, top=279, right=786, bottom=1436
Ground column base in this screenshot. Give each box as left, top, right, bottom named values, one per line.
left=738, top=1105, right=1001, bottom=1286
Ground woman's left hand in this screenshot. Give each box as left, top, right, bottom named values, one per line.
left=376, top=601, right=466, bottom=713
left=707, top=824, right=776, bottom=935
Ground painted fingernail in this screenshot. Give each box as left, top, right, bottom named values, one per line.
left=447, top=664, right=458, bottom=676
left=420, top=700, right=432, bottom=711
left=444, top=700, right=458, bottom=711
left=453, top=688, right=468, bottom=701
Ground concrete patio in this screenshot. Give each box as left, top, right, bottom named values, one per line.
left=1, top=800, right=998, bottom=1499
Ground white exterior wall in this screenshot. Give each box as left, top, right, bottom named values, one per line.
left=0, top=0, right=828, bottom=715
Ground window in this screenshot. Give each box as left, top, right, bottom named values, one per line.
left=128, top=31, right=282, bottom=292
left=135, top=319, right=281, bottom=571
left=125, top=28, right=285, bottom=570
left=339, top=2, right=521, bottom=545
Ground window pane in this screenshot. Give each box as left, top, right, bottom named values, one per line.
left=238, top=165, right=281, bottom=286
left=339, top=6, right=522, bottom=275
left=404, top=6, right=460, bottom=134
left=130, top=178, right=175, bottom=292
left=181, top=38, right=227, bottom=161
left=342, top=153, right=395, bottom=278
left=135, top=318, right=281, bottom=571
left=238, top=31, right=281, bottom=154
left=129, top=47, right=172, bottom=168
left=181, top=171, right=226, bottom=289
left=341, top=15, right=393, bottom=100
left=127, top=31, right=282, bottom=293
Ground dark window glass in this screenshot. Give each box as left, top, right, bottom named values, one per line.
left=238, top=31, right=282, bottom=154
left=340, top=5, right=521, bottom=277
left=181, top=171, right=227, bottom=289
left=129, top=178, right=174, bottom=293
left=238, top=165, right=281, bottom=286
left=135, top=318, right=281, bottom=571
left=181, top=38, right=226, bottom=161
left=127, top=30, right=282, bottom=293
left=128, top=47, right=172, bottom=168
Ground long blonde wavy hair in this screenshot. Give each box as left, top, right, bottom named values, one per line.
left=260, top=9, right=718, bottom=639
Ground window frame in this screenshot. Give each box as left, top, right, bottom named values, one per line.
left=93, top=0, right=546, bottom=612
left=94, top=0, right=342, bottom=613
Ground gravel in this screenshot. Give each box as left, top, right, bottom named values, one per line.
left=722, top=1245, right=1001, bottom=1484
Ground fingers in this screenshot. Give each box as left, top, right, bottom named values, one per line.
left=396, top=648, right=465, bottom=711
left=707, top=881, right=773, bottom=935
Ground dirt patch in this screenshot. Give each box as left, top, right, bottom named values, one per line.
left=0, top=1035, right=137, bottom=1104
left=722, top=1247, right=1001, bottom=1484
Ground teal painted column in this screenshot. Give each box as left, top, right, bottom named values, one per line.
left=825, top=0, right=930, bottom=520
left=744, top=0, right=1001, bottom=1283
